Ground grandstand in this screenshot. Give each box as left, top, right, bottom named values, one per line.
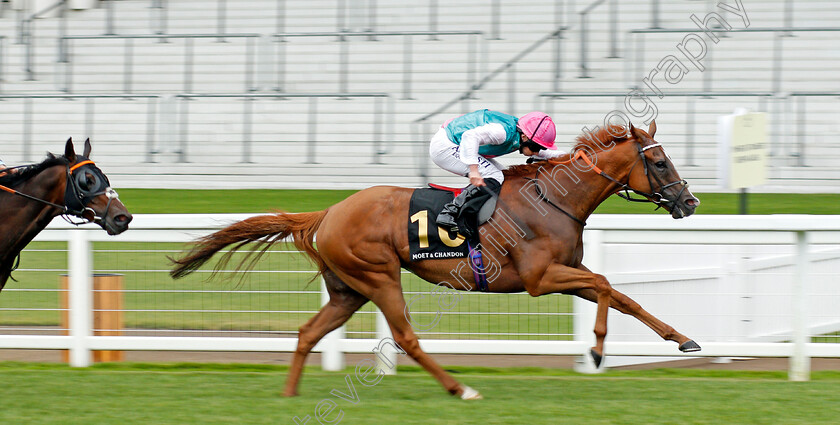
left=0, top=0, right=838, bottom=191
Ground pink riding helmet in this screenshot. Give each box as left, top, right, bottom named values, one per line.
left=518, top=111, right=557, bottom=150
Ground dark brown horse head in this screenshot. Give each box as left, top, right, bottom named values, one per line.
left=626, top=121, right=699, bottom=219
left=64, top=138, right=132, bottom=234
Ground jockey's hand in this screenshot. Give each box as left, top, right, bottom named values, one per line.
left=468, top=170, right=486, bottom=187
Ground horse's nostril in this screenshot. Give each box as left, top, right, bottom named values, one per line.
left=115, top=214, right=132, bottom=225
left=685, top=198, right=699, bottom=207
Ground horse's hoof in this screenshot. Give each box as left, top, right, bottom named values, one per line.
left=590, top=349, right=603, bottom=368
left=460, top=385, right=483, bottom=400
left=282, top=391, right=299, bottom=398
left=679, top=340, right=701, bottom=353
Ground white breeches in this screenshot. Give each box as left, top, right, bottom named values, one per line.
left=429, top=127, right=505, bottom=184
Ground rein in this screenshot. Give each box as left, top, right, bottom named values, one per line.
left=526, top=142, right=688, bottom=224
left=0, top=183, right=68, bottom=211
left=525, top=174, right=587, bottom=227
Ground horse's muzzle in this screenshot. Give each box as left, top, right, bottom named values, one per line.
left=105, top=213, right=132, bottom=235
left=671, top=195, right=700, bottom=219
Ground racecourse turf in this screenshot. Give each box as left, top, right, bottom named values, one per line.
left=1, top=362, right=840, bottom=424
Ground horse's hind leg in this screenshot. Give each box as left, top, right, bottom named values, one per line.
left=283, top=269, right=369, bottom=397
left=326, top=267, right=476, bottom=399
left=371, top=287, right=479, bottom=399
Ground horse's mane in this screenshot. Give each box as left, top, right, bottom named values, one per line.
left=0, top=153, right=68, bottom=188
left=504, top=124, right=630, bottom=178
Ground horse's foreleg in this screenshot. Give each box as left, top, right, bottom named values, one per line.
left=572, top=263, right=700, bottom=352
left=571, top=287, right=700, bottom=352
left=283, top=285, right=368, bottom=397
left=526, top=264, right=614, bottom=367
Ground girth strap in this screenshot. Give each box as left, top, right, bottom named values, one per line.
left=467, top=242, right=489, bottom=292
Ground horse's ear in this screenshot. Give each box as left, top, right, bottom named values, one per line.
left=83, top=138, right=92, bottom=158
left=65, top=137, right=76, bottom=162
left=628, top=123, right=640, bottom=139
left=648, top=120, right=657, bottom=138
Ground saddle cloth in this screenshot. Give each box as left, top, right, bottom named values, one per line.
left=407, top=184, right=496, bottom=262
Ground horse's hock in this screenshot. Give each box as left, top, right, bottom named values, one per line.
left=61, top=274, right=124, bottom=363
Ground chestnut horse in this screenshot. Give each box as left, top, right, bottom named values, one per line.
left=0, top=138, right=132, bottom=292
left=171, top=122, right=701, bottom=399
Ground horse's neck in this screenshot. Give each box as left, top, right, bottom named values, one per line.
left=547, top=145, right=638, bottom=221
left=0, top=167, right=66, bottom=289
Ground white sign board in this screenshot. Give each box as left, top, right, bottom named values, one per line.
left=718, top=111, right=767, bottom=190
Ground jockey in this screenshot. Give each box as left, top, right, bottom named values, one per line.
left=429, top=109, right=566, bottom=234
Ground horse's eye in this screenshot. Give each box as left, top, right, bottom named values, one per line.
left=78, top=173, right=95, bottom=191
left=655, top=161, right=667, bottom=169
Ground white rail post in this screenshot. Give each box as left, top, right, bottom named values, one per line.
left=790, top=230, right=810, bottom=381
left=320, top=278, right=345, bottom=371
left=68, top=229, right=92, bottom=367
left=375, top=309, right=397, bottom=375
left=575, top=229, right=603, bottom=373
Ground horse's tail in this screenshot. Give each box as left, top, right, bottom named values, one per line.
left=170, top=210, right=329, bottom=281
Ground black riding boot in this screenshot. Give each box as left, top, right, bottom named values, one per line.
left=436, top=179, right=501, bottom=235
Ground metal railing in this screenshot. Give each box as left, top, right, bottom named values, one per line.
left=172, top=92, right=392, bottom=164
left=98, top=0, right=228, bottom=38
left=790, top=92, right=840, bottom=168
left=0, top=94, right=159, bottom=163
left=647, top=0, right=795, bottom=30
left=18, top=0, right=68, bottom=80
left=0, top=35, right=5, bottom=92
left=649, top=0, right=661, bottom=29
left=538, top=91, right=776, bottom=167
left=75, top=0, right=506, bottom=43
left=414, top=26, right=567, bottom=125
left=60, top=33, right=260, bottom=93
left=411, top=26, right=566, bottom=181
left=330, top=0, right=503, bottom=39
left=271, top=30, right=482, bottom=100
left=152, top=0, right=168, bottom=37
left=629, top=27, right=840, bottom=93
left=579, top=0, right=618, bottom=78
left=0, top=0, right=10, bottom=19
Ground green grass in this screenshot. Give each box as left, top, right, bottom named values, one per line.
left=116, top=189, right=358, bottom=213
left=1, top=363, right=840, bottom=424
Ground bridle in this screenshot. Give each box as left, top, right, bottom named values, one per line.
left=581, top=142, right=689, bottom=209
left=0, top=158, right=119, bottom=226
left=526, top=141, right=689, bottom=226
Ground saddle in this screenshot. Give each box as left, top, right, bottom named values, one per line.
left=427, top=183, right=498, bottom=227
left=406, top=184, right=497, bottom=263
